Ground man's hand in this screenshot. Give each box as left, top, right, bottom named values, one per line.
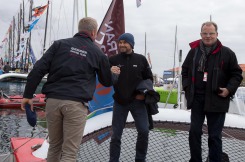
left=21, top=98, right=34, bottom=111
left=218, top=88, right=230, bottom=97
left=111, top=66, right=120, bottom=75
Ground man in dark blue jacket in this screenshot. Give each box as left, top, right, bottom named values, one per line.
left=21, top=17, right=112, bottom=162
left=182, top=21, right=242, bottom=162
left=109, top=33, right=153, bottom=162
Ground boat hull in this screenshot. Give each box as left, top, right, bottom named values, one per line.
left=0, top=94, right=46, bottom=109
left=11, top=137, right=46, bottom=162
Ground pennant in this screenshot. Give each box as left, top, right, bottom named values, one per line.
left=29, top=44, right=36, bottom=64
left=136, top=0, right=141, bottom=7
left=2, top=37, right=8, bottom=43
left=32, top=5, right=48, bottom=17
left=14, top=52, right=22, bottom=62
left=89, top=0, right=125, bottom=116
left=27, top=17, right=40, bottom=32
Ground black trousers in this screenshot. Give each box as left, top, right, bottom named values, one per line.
left=189, top=94, right=226, bottom=162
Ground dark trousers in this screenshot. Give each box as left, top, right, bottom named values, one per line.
left=189, top=95, right=226, bottom=162
left=109, top=100, right=149, bottom=162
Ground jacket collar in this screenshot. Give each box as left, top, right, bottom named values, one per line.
left=74, top=32, right=93, bottom=42
left=121, top=50, right=134, bottom=57
left=189, top=39, right=222, bottom=54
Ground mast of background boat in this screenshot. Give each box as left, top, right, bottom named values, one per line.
left=43, top=0, right=50, bottom=53
left=72, top=0, right=76, bottom=35
left=12, top=17, right=15, bottom=67
left=172, top=25, right=177, bottom=79
left=24, top=0, right=33, bottom=72
left=72, top=0, right=84, bottom=35
left=178, top=50, right=182, bottom=109
left=15, top=5, right=21, bottom=69
left=85, top=0, right=87, bottom=17
left=20, top=1, right=24, bottom=71
left=22, top=1, right=25, bottom=71
left=145, top=33, right=146, bottom=57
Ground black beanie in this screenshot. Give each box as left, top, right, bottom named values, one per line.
left=118, top=33, right=135, bottom=49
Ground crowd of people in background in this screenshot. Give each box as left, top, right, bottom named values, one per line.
left=0, top=62, right=12, bottom=74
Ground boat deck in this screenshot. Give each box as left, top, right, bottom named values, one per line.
left=77, top=122, right=245, bottom=162
left=1, top=107, right=245, bottom=161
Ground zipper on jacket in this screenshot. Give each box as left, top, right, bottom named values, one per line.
left=126, top=56, right=130, bottom=98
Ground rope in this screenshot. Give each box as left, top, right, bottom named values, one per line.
left=1, top=126, right=47, bottom=162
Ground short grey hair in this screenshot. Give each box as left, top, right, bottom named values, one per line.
left=78, top=17, right=98, bottom=32
left=201, top=21, right=218, bottom=32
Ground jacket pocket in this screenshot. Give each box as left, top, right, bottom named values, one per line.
left=212, top=67, right=227, bottom=94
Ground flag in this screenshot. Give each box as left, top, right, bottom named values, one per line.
left=32, top=5, right=48, bottom=17
left=14, top=52, right=22, bottom=62
left=136, top=0, right=141, bottom=7
left=88, top=0, right=125, bottom=117
left=27, top=17, right=40, bottom=32
left=2, top=37, right=8, bottom=43
left=95, top=0, right=125, bottom=57
left=29, top=44, right=36, bottom=64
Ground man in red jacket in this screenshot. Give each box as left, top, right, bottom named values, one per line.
left=182, top=21, right=242, bottom=162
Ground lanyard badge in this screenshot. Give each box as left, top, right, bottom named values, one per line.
left=203, top=72, right=208, bottom=82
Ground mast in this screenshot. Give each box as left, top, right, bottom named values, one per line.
left=22, top=1, right=25, bottom=33
left=43, top=0, right=50, bottom=53
left=8, top=23, right=12, bottom=66
left=85, top=0, right=87, bottom=17
left=172, top=25, right=177, bottom=79
left=72, top=0, right=76, bottom=35
left=48, top=0, right=52, bottom=46
left=12, top=16, right=15, bottom=67
left=24, top=0, right=33, bottom=72
left=144, top=32, right=146, bottom=57
left=72, top=0, right=80, bottom=35
left=178, top=50, right=182, bottom=109
left=16, top=11, right=21, bottom=69
left=20, top=2, right=24, bottom=71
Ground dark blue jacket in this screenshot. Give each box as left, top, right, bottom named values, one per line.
left=24, top=33, right=112, bottom=103
left=109, top=52, right=153, bottom=105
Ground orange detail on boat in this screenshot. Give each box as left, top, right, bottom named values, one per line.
left=0, top=94, right=46, bottom=109
left=11, top=137, right=46, bottom=162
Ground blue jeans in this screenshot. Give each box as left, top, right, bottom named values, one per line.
left=189, top=95, right=226, bottom=162
left=109, top=100, right=149, bottom=162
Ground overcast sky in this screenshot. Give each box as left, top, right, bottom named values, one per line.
left=1, top=0, right=245, bottom=77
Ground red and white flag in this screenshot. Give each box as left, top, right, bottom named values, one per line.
left=95, top=0, right=125, bottom=57
left=136, top=0, right=141, bottom=7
